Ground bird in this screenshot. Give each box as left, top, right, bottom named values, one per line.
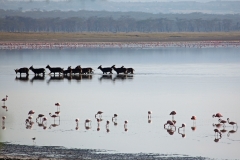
left=75, top=118, right=79, bottom=125
left=42, top=117, right=47, bottom=125
left=106, top=120, right=110, bottom=127
left=95, top=111, right=103, bottom=118
left=85, top=119, right=91, bottom=126
left=148, top=111, right=152, bottom=119
left=124, top=120, right=128, bottom=128
left=212, top=113, right=223, bottom=118
left=32, top=137, right=36, bottom=144
left=2, top=106, right=8, bottom=111
left=178, top=123, right=186, bottom=132
left=218, top=119, right=227, bottom=127
left=112, top=114, right=118, bottom=121
left=36, top=114, right=44, bottom=122
left=214, top=128, right=222, bottom=137
left=227, top=118, right=238, bottom=128
left=49, top=113, right=58, bottom=122
left=25, top=118, right=30, bottom=124
left=213, top=123, right=223, bottom=128
left=227, top=129, right=237, bottom=137
left=2, top=116, right=6, bottom=125
left=2, top=95, right=8, bottom=105
left=28, top=116, right=33, bottom=121
left=164, top=120, right=175, bottom=128
left=170, top=111, right=176, bottom=120
left=191, top=116, right=197, bottom=124
left=55, top=102, right=60, bottom=111
left=28, top=110, right=35, bottom=115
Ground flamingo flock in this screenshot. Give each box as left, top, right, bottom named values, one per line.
left=1, top=95, right=238, bottom=144
left=0, top=41, right=240, bottom=50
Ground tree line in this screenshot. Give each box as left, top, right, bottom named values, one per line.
left=0, top=16, right=239, bottom=32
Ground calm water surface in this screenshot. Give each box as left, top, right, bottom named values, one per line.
left=0, top=47, right=240, bottom=159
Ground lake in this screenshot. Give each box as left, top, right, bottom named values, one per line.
left=0, top=47, right=240, bottom=159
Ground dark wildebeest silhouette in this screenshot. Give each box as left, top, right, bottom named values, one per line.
left=121, top=66, right=134, bottom=74
left=68, top=66, right=82, bottom=75
left=111, top=65, right=127, bottom=74
left=46, top=65, right=63, bottom=76
left=98, top=65, right=113, bottom=74
left=29, top=65, right=45, bottom=76
left=15, top=67, right=29, bottom=77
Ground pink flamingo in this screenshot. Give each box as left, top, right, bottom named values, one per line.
left=2, top=106, right=8, bottom=111
left=85, top=119, right=92, bottom=126
left=42, top=117, right=47, bottom=125
left=170, top=111, right=176, bottom=120
left=75, top=118, right=79, bottom=125
left=2, top=95, right=8, bottom=105
left=164, top=120, right=176, bottom=129
left=178, top=123, right=186, bottom=132
left=214, top=128, right=222, bottom=137
left=28, top=110, right=35, bottom=115
left=2, top=116, right=6, bottom=125
left=36, top=114, right=44, bottom=122
left=106, top=120, right=110, bottom=127
left=55, top=103, right=60, bottom=111
left=95, top=111, right=103, bottom=118
left=212, top=113, right=223, bottom=118
left=148, top=111, right=152, bottom=119
left=49, top=113, right=58, bottom=123
left=112, top=114, right=118, bottom=121
left=218, top=119, right=227, bottom=127
left=227, top=118, right=238, bottom=128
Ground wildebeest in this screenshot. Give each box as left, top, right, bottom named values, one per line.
left=81, top=67, right=94, bottom=74
left=68, top=66, right=82, bottom=75
left=111, top=65, right=127, bottom=74
left=98, top=65, right=113, bottom=74
left=46, top=65, right=63, bottom=76
left=29, top=65, right=45, bottom=76
left=63, top=66, right=72, bottom=76
left=121, top=66, right=134, bottom=74
left=15, top=67, right=29, bottom=76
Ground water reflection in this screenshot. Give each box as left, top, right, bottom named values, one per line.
left=99, top=75, right=112, bottom=81
left=227, top=128, right=238, bottom=137
left=15, top=76, right=29, bottom=82
left=2, top=106, right=8, bottom=111
left=30, top=75, right=45, bottom=83
left=113, top=75, right=133, bottom=81
left=47, top=75, right=64, bottom=84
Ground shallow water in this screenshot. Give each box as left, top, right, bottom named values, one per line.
left=0, top=47, right=240, bottom=159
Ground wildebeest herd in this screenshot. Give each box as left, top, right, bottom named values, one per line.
left=14, top=65, right=134, bottom=76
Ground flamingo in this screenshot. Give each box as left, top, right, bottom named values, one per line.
left=36, top=114, right=44, bottom=122
left=25, top=118, right=30, bottom=124
left=95, top=111, right=103, bottom=118
left=2, top=95, right=8, bottom=105
left=218, top=119, right=227, bottom=127
left=28, top=110, right=35, bottom=115
left=55, top=102, right=60, bottom=111
left=75, top=118, right=79, bottom=126
left=148, top=111, right=152, bottom=119
left=170, top=111, right=176, bottom=120
left=49, top=123, right=59, bottom=129
left=124, top=120, right=128, bottom=128
left=112, top=114, right=118, bottom=121
left=178, top=123, right=186, bottom=132
left=212, top=123, right=223, bottom=128
left=42, top=117, right=47, bottom=125
left=227, top=129, right=237, bottom=137
left=214, top=128, right=222, bottom=137
left=212, top=113, right=223, bottom=118
left=106, top=120, right=110, bottom=127
left=49, top=113, right=58, bottom=123
left=28, top=116, right=33, bottom=121
left=2, top=106, right=8, bottom=111
left=32, top=137, right=36, bottom=144
left=164, top=120, right=175, bottom=128
left=2, top=116, right=6, bottom=125
left=85, top=119, right=91, bottom=126
left=227, top=118, right=238, bottom=128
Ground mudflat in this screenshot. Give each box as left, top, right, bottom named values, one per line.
left=0, top=32, right=240, bottom=43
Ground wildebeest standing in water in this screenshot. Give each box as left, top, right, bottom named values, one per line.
left=46, top=65, right=63, bottom=76
left=98, top=65, right=113, bottom=74
left=15, top=67, right=29, bottom=77
left=29, top=65, right=45, bottom=76
left=111, top=65, right=128, bottom=74
left=121, top=66, right=134, bottom=74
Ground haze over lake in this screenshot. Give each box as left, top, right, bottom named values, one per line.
left=0, top=47, right=240, bottom=159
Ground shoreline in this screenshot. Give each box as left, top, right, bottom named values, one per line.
left=0, top=143, right=208, bottom=160
left=1, top=32, right=240, bottom=43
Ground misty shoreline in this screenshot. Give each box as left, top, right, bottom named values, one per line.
left=0, top=143, right=208, bottom=160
